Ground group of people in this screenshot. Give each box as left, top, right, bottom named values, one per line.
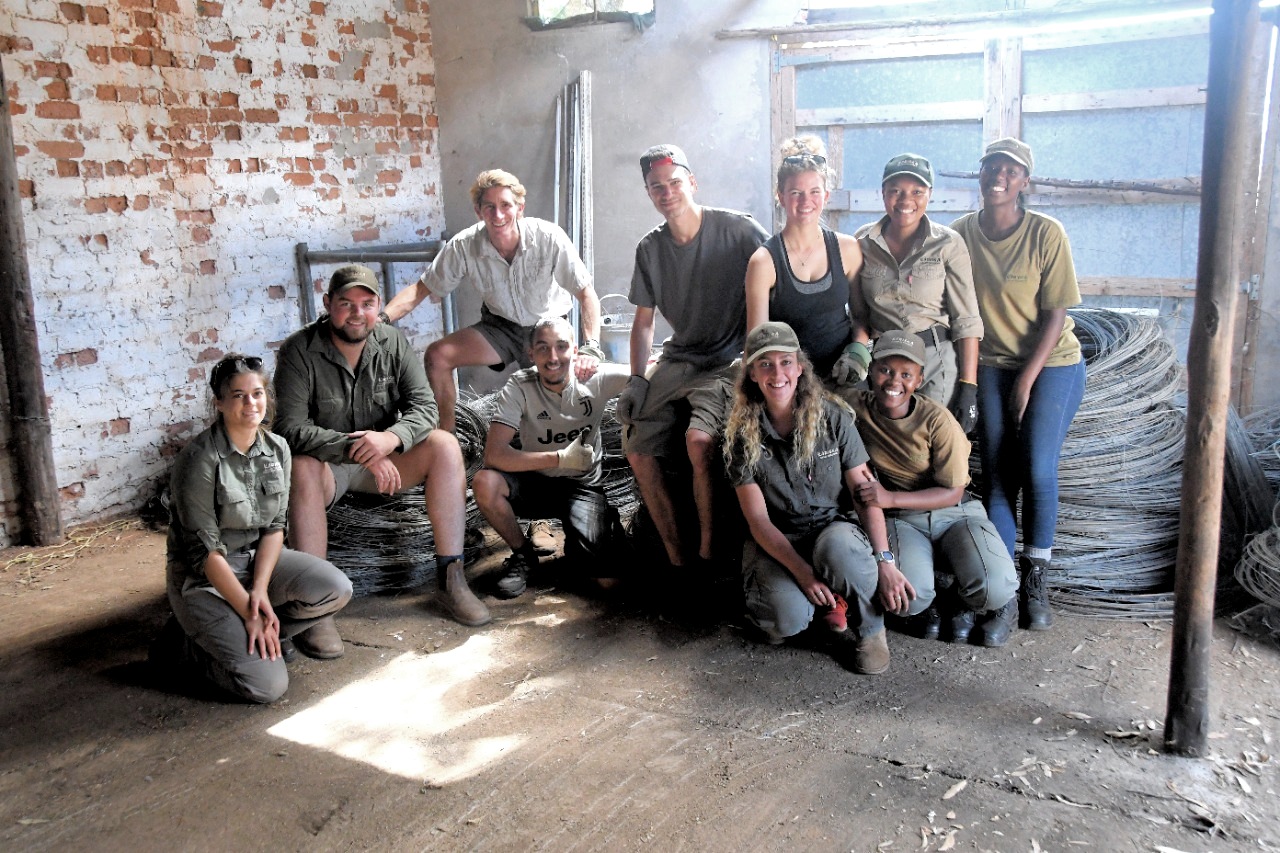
left=155, top=134, right=1084, bottom=700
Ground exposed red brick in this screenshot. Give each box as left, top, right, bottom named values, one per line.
left=426, top=114, right=438, bottom=128
left=224, top=125, right=241, bottom=141
left=187, top=367, right=203, bottom=382
left=246, top=157, right=261, bottom=172
left=343, top=157, right=354, bottom=170
left=166, top=419, right=196, bottom=436
left=109, top=46, right=130, bottom=62
left=191, top=225, right=211, bottom=243
left=300, top=32, right=317, bottom=47
left=141, top=249, right=158, bottom=266
left=302, top=64, right=318, bottom=79
left=197, top=1, right=223, bottom=16
left=83, top=198, right=106, bottom=213
left=128, top=159, right=147, bottom=176
left=400, top=113, right=423, bottom=128
left=173, top=142, right=213, bottom=158
left=196, top=55, right=216, bottom=71
left=209, top=39, right=235, bottom=52
left=59, top=482, right=86, bottom=500
left=177, top=209, right=215, bottom=223
left=54, top=348, right=99, bottom=368
left=81, top=161, right=102, bottom=178
left=34, top=61, right=71, bottom=78
left=18, top=179, right=33, bottom=198
left=132, top=30, right=155, bottom=48
left=134, top=9, right=155, bottom=26
left=268, top=285, right=286, bottom=299
left=244, top=108, right=278, bottom=123
left=234, top=57, right=252, bottom=74
left=378, top=84, right=398, bottom=99
left=283, top=173, right=313, bottom=186
left=337, top=22, right=354, bottom=35
left=168, top=107, right=208, bottom=124
left=199, top=259, right=217, bottom=274
left=37, top=140, right=85, bottom=158
left=196, top=348, right=224, bottom=363
left=118, top=87, right=143, bottom=103
left=36, top=101, right=80, bottom=120
left=108, top=417, right=130, bottom=435
left=227, top=159, right=242, bottom=173
left=310, top=1, right=324, bottom=12
left=154, top=50, right=176, bottom=67
left=209, top=107, right=243, bottom=123
left=377, top=169, right=402, bottom=184
left=311, top=112, right=340, bottom=125
left=105, top=160, right=125, bottom=176
left=351, top=227, right=379, bottom=242
left=86, top=6, right=109, bottom=24
left=45, top=80, right=70, bottom=100
left=131, top=48, right=153, bottom=65
left=133, top=195, right=150, bottom=210
left=56, top=159, right=79, bottom=177
left=95, top=84, right=116, bottom=100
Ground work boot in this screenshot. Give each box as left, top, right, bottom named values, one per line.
left=278, top=635, right=298, bottom=664
left=979, top=598, right=1018, bottom=648
left=495, top=550, right=534, bottom=599
left=851, top=630, right=891, bottom=675
left=906, top=604, right=942, bottom=640
left=438, top=558, right=492, bottom=627
left=293, top=615, right=344, bottom=659
left=820, top=594, right=849, bottom=633
left=1019, top=554, right=1054, bottom=631
left=949, top=608, right=976, bottom=644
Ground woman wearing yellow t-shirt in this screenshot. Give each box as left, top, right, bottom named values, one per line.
left=952, top=138, right=1085, bottom=633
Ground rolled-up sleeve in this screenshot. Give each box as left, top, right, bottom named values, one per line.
left=170, top=444, right=226, bottom=561
left=273, top=337, right=351, bottom=463
left=943, top=234, right=983, bottom=341
left=419, top=236, right=468, bottom=299
left=552, top=230, right=592, bottom=296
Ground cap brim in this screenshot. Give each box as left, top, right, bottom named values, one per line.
left=881, top=169, right=932, bottom=187
left=333, top=283, right=379, bottom=295
left=873, top=347, right=925, bottom=366
left=980, top=151, right=1031, bottom=171
left=746, top=345, right=800, bottom=364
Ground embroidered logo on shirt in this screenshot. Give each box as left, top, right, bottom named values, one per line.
left=817, top=448, right=838, bottom=460
left=537, top=410, right=551, bottom=420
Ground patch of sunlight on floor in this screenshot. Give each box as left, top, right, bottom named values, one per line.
left=267, top=634, right=526, bottom=784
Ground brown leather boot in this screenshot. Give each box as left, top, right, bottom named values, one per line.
left=437, top=558, right=491, bottom=627
left=293, top=615, right=344, bottom=659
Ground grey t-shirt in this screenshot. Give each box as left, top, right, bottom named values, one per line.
left=630, top=207, right=769, bottom=369
left=492, top=363, right=631, bottom=486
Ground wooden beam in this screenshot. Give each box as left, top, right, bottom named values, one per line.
left=939, top=170, right=1201, bottom=197
left=771, top=52, right=795, bottom=232
left=984, top=38, right=1022, bottom=142
left=1077, top=276, right=1197, bottom=298
left=0, top=61, right=64, bottom=546
left=1165, top=0, right=1258, bottom=760
left=797, top=101, right=983, bottom=127
left=829, top=187, right=1197, bottom=212
left=1023, top=83, right=1206, bottom=114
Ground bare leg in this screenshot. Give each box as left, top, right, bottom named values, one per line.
left=627, top=451, right=685, bottom=566
left=472, top=469, right=526, bottom=550
left=425, top=327, right=504, bottom=433
left=396, top=430, right=467, bottom=554
left=687, top=428, right=716, bottom=562
left=288, top=455, right=335, bottom=558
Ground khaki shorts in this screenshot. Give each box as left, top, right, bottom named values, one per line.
left=327, top=462, right=405, bottom=507
left=622, top=359, right=738, bottom=457
left=473, top=305, right=535, bottom=371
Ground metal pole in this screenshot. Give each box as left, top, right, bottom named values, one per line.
left=1164, top=0, right=1261, bottom=757
left=0, top=61, right=64, bottom=545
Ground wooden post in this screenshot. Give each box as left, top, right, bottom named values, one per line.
left=0, top=61, right=64, bottom=545
left=1164, top=0, right=1260, bottom=757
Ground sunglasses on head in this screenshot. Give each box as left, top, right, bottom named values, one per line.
left=782, top=153, right=826, bottom=166
left=210, top=356, right=264, bottom=391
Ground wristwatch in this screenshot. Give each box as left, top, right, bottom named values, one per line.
left=875, top=550, right=896, bottom=564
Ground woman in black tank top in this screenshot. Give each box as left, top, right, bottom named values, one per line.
left=745, top=135, right=865, bottom=382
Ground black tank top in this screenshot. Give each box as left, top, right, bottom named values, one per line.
left=765, top=228, right=851, bottom=375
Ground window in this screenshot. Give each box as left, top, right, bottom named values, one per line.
left=525, top=0, right=655, bottom=30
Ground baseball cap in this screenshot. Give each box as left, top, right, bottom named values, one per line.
left=640, top=144, right=693, bottom=179
left=981, top=137, right=1034, bottom=174
left=744, top=321, right=801, bottom=365
left=329, top=264, right=379, bottom=296
left=873, top=330, right=926, bottom=367
left=882, top=153, right=934, bottom=188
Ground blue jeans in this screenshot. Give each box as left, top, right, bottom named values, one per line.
left=977, top=360, right=1085, bottom=557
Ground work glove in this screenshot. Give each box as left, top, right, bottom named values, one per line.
left=578, top=338, right=606, bottom=362
left=950, top=380, right=979, bottom=433
left=615, top=375, right=649, bottom=425
left=830, top=341, right=872, bottom=387
left=556, top=429, right=595, bottom=472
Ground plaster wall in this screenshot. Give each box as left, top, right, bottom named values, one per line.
left=0, top=0, right=445, bottom=545
left=425, top=0, right=787, bottom=393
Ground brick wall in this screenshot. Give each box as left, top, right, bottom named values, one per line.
left=0, top=0, right=444, bottom=545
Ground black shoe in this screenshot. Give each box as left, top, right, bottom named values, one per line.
left=1018, top=555, right=1054, bottom=631
left=495, top=550, right=534, bottom=599
left=279, top=635, right=298, bottom=663
left=949, top=609, right=976, bottom=644
left=980, top=598, right=1018, bottom=648
left=903, top=605, right=941, bottom=640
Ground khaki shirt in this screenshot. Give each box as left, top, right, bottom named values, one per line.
left=274, top=317, right=438, bottom=463
left=853, top=215, right=983, bottom=341
left=166, top=422, right=290, bottom=583
left=952, top=209, right=1081, bottom=370
left=422, top=218, right=591, bottom=327
left=849, top=391, right=970, bottom=494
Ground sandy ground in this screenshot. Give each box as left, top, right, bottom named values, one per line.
left=1, top=521, right=1278, bottom=853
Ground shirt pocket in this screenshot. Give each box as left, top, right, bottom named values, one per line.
left=216, top=478, right=257, bottom=530
left=258, top=462, right=288, bottom=524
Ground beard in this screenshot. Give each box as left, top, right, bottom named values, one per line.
left=330, top=321, right=371, bottom=344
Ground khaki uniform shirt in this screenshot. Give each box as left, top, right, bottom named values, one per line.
left=421, top=218, right=591, bottom=327
left=853, top=215, right=983, bottom=341
left=849, top=391, right=970, bottom=493
left=952, top=209, right=1082, bottom=370
left=727, top=399, right=869, bottom=537
left=274, top=318, right=438, bottom=463
left=167, top=422, right=290, bottom=584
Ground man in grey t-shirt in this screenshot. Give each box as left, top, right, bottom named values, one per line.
left=615, top=144, right=769, bottom=573
left=473, top=317, right=630, bottom=598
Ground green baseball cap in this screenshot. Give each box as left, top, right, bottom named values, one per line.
left=882, top=153, right=934, bottom=188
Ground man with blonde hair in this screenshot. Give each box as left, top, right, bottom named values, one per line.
left=385, top=169, right=603, bottom=432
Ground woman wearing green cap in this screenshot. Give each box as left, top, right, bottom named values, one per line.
left=723, top=321, right=904, bottom=675
left=952, top=137, right=1085, bottom=632
left=851, top=153, right=983, bottom=433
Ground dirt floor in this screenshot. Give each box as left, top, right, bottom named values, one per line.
left=1, top=521, right=1278, bottom=853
